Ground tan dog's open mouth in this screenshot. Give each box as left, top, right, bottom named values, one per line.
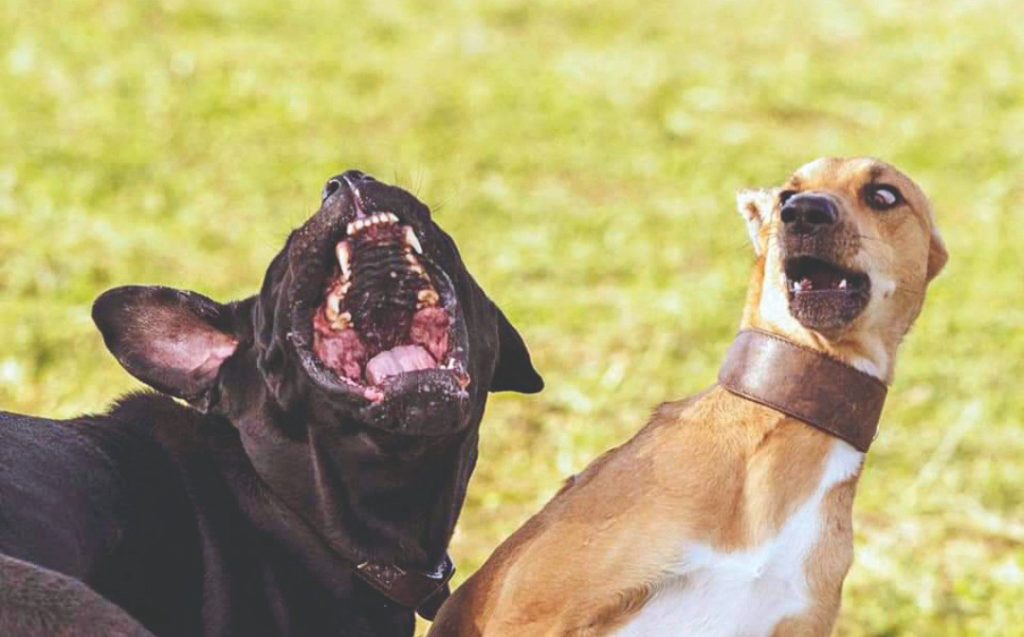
left=784, top=256, right=871, bottom=331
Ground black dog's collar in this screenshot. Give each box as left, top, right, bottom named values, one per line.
left=356, top=554, right=455, bottom=620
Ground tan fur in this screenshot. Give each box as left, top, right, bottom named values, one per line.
left=770, top=480, right=857, bottom=637
left=429, top=158, right=946, bottom=636
left=741, top=157, right=946, bottom=382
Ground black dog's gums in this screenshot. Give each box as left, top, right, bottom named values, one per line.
left=0, top=173, right=542, bottom=636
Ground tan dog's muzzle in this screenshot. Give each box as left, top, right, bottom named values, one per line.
left=773, top=191, right=871, bottom=332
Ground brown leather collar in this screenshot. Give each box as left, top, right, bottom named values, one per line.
left=356, top=554, right=455, bottom=620
left=717, top=329, right=888, bottom=452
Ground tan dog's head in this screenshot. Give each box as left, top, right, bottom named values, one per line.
left=737, top=157, right=947, bottom=380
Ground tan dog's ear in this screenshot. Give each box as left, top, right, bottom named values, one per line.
left=736, top=189, right=777, bottom=256
left=926, top=226, right=948, bottom=282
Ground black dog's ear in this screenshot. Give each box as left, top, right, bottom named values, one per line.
left=92, top=286, right=240, bottom=402
left=490, top=306, right=543, bottom=394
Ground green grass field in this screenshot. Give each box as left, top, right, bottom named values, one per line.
left=2, top=0, right=1022, bottom=634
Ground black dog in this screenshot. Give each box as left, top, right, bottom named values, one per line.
left=0, top=171, right=542, bottom=636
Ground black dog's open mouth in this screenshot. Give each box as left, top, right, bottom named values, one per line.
left=311, top=214, right=468, bottom=402
left=784, top=256, right=871, bottom=330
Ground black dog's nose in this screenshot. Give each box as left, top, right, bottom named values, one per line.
left=780, top=194, right=838, bottom=234
left=341, top=170, right=377, bottom=187
left=322, top=171, right=379, bottom=205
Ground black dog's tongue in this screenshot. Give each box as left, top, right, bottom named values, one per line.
left=347, top=226, right=432, bottom=352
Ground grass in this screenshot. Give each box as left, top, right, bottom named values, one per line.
left=2, top=0, right=1022, bottom=634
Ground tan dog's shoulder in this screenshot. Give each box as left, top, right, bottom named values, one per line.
left=433, top=390, right=772, bottom=635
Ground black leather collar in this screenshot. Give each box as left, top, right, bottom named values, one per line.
left=356, top=554, right=455, bottom=620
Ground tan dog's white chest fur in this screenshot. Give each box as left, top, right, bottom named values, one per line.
left=612, top=443, right=863, bottom=637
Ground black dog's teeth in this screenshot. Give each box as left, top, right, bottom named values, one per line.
left=348, top=238, right=431, bottom=350
left=320, top=214, right=438, bottom=353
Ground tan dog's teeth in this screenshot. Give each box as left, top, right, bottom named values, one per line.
left=404, top=226, right=423, bottom=254
left=838, top=279, right=848, bottom=290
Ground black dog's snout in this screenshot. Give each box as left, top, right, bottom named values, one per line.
left=341, top=170, right=378, bottom=186
left=780, top=194, right=838, bottom=235
left=322, top=171, right=379, bottom=203
left=323, top=171, right=379, bottom=206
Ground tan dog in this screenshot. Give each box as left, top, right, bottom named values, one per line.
left=429, top=157, right=947, bottom=636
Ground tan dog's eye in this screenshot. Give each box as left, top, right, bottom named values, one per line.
left=864, top=185, right=903, bottom=210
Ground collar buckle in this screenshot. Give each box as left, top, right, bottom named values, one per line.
left=355, top=554, right=455, bottom=620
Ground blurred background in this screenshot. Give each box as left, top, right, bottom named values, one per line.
left=1, top=0, right=1022, bottom=634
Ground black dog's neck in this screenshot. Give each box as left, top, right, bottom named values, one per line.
left=216, top=349, right=474, bottom=570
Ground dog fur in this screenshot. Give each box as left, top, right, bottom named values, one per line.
left=429, top=157, right=947, bottom=637
left=0, top=172, right=543, bottom=637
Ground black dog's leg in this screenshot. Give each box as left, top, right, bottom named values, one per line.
left=0, top=553, right=154, bottom=637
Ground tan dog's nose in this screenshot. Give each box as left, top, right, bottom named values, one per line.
left=781, top=193, right=838, bottom=236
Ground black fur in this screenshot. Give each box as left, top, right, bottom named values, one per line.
left=0, top=172, right=542, bottom=636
